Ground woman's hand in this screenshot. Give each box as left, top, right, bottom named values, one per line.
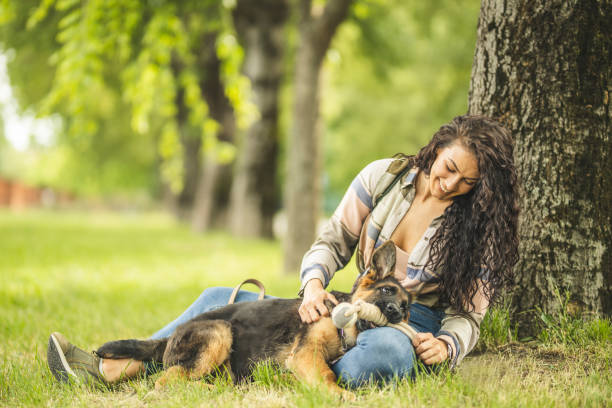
left=412, top=332, right=449, bottom=365
left=299, top=279, right=339, bottom=324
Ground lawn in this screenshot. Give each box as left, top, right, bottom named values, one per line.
left=1, top=210, right=610, bottom=407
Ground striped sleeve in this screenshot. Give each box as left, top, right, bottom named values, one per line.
left=437, top=279, right=490, bottom=365
left=299, top=159, right=393, bottom=293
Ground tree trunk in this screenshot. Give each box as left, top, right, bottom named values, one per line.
left=227, top=0, right=289, bottom=238
left=284, top=0, right=353, bottom=273
left=164, top=63, right=201, bottom=221
left=175, top=125, right=201, bottom=221
left=192, top=33, right=235, bottom=232
left=468, top=0, right=612, bottom=334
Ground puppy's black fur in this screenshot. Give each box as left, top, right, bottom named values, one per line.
left=97, top=241, right=411, bottom=395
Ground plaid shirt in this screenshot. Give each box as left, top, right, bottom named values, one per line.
left=300, top=158, right=489, bottom=366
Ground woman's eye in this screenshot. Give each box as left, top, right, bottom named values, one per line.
left=446, top=165, right=454, bottom=173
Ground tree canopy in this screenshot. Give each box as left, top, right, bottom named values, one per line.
left=0, top=0, right=251, bottom=196
left=0, top=0, right=480, bottom=203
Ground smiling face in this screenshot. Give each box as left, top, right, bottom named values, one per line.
left=427, top=141, right=480, bottom=201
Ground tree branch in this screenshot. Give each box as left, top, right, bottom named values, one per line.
left=299, top=0, right=353, bottom=59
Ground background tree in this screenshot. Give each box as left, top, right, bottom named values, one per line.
left=0, top=0, right=252, bottom=219
left=191, top=32, right=236, bottom=232
left=1, top=0, right=484, bottom=259
left=284, top=0, right=354, bottom=273
left=0, top=0, right=158, bottom=196
left=228, top=0, right=289, bottom=238
left=468, top=0, right=611, bottom=333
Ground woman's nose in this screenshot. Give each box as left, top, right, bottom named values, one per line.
left=446, top=174, right=462, bottom=190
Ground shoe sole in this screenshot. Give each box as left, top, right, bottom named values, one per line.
left=47, top=334, right=78, bottom=383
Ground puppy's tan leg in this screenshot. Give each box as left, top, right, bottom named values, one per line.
left=287, top=346, right=354, bottom=401
left=163, top=320, right=233, bottom=384
left=288, top=347, right=341, bottom=390
left=188, top=322, right=232, bottom=380
left=286, top=319, right=353, bottom=400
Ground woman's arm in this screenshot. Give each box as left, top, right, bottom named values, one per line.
left=436, top=279, right=490, bottom=366
left=298, top=159, right=393, bottom=323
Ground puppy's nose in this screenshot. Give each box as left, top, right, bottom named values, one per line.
left=385, top=304, right=402, bottom=323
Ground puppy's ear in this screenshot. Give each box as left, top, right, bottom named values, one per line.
left=368, top=241, right=396, bottom=281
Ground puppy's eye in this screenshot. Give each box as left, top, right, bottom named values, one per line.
left=380, top=286, right=397, bottom=295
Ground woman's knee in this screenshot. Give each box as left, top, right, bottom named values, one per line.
left=333, top=327, right=416, bottom=387
left=357, top=327, right=415, bottom=362
left=185, top=287, right=234, bottom=316
left=196, top=286, right=263, bottom=309
left=197, top=287, right=233, bottom=303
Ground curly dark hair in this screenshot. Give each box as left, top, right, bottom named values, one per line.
left=412, top=115, right=520, bottom=314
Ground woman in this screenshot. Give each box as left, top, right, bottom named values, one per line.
left=47, top=114, right=519, bottom=387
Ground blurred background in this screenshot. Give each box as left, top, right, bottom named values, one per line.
left=0, top=0, right=479, bottom=272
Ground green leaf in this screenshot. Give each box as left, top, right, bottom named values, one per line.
left=57, top=9, right=80, bottom=30
left=56, top=0, right=79, bottom=11
left=0, top=0, right=17, bottom=25
left=26, top=0, right=56, bottom=29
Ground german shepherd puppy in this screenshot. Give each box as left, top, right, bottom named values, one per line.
left=96, top=241, right=411, bottom=396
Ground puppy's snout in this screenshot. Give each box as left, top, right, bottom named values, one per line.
left=385, top=303, right=402, bottom=323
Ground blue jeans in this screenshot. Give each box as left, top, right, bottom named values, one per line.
left=149, top=287, right=445, bottom=387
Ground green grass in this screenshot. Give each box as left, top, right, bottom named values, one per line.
left=1, top=209, right=611, bottom=407
left=537, top=289, right=612, bottom=347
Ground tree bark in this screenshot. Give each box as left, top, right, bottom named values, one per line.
left=227, top=0, right=289, bottom=238
left=192, top=33, right=235, bottom=232
left=283, top=0, right=353, bottom=273
left=468, top=0, right=612, bottom=334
